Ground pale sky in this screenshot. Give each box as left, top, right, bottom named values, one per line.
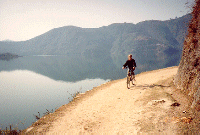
left=0, top=0, right=195, bottom=41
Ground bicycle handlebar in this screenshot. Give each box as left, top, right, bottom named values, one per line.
left=122, top=67, right=135, bottom=69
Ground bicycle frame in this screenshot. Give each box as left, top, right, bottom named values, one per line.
left=127, top=68, right=135, bottom=77
left=125, top=68, right=135, bottom=89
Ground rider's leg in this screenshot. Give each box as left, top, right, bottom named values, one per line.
left=131, top=70, right=135, bottom=81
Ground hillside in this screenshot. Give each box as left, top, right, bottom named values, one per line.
left=0, top=14, right=192, bottom=74
left=175, top=0, right=200, bottom=110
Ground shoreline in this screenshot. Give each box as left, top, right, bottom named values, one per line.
left=23, top=77, right=124, bottom=134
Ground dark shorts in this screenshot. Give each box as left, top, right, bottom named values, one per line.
left=127, top=68, right=135, bottom=76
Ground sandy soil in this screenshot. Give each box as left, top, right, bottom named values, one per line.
left=24, top=66, right=200, bottom=134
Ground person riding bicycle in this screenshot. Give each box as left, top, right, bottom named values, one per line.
left=122, top=54, right=136, bottom=75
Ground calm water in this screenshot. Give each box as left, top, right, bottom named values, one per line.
left=0, top=56, right=126, bottom=130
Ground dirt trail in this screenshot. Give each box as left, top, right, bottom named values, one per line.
left=25, top=66, right=196, bottom=134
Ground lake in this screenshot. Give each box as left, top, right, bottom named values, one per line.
left=0, top=55, right=126, bottom=130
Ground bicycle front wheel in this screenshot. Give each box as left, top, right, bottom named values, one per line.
left=127, top=76, right=130, bottom=89
left=131, top=74, right=135, bottom=85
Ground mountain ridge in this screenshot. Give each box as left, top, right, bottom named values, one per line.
left=0, top=13, right=192, bottom=73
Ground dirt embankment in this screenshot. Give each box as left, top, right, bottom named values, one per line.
left=174, top=0, right=200, bottom=110
left=23, top=66, right=200, bottom=134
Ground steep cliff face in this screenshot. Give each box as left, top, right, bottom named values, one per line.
left=174, top=0, right=200, bottom=110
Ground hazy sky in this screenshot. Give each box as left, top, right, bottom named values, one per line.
left=0, top=0, right=195, bottom=41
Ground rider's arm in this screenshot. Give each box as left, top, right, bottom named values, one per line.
left=122, top=61, right=128, bottom=69
left=133, top=59, right=136, bottom=68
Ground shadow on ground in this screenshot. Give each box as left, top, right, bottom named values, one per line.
left=134, top=84, right=170, bottom=88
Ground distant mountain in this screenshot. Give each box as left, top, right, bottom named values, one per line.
left=1, top=39, right=15, bottom=42
left=0, top=14, right=192, bottom=73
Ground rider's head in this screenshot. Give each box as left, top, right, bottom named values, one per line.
left=128, top=54, right=132, bottom=60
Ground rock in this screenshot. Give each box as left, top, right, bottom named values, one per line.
left=148, top=99, right=166, bottom=106
left=171, top=102, right=180, bottom=107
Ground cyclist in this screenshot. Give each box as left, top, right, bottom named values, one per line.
left=122, top=54, right=136, bottom=78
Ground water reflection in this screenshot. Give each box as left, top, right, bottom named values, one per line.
left=0, top=56, right=125, bottom=82
left=0, top=70, right=109, bottom=130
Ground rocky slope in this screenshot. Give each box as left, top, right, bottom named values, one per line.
left=174, top=0, right=200, bottom=110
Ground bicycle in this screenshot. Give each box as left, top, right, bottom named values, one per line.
left=124, top=67, right=135, bottom=89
